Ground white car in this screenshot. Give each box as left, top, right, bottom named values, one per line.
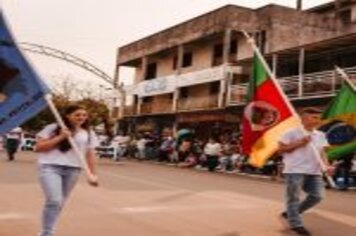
left=20, top=137, right=36, bottom=151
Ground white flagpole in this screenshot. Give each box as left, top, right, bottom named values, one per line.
left=241, top=30, right=336, bottom=188
left=44, top=94, right=96, bottom=182
left=335, top=66, right=356, bottom=91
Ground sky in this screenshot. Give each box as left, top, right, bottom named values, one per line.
left=1, top=0, right=332, bottom=97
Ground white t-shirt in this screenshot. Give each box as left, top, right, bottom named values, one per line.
left=6, top=127, right=22, bottom=140
left=204, top=143, right=222, bottom=156
left=279, top=128, right=329, bottom=175
left=137, top=138, right=147, bottom=150
left=113, top=135, right=130, bottom=147
left=36, top=124, right=98, bottom=168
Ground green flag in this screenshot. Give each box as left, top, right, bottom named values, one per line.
left=322, top=82, right=356, bottom=124
left=322, top=81, right=356, bottom=160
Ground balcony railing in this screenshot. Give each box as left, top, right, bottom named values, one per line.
left=141, top=103, right=152, bottom=114
left=178, top=95, right=219, bottom=111
left=228, top=66, right=356, bottom=105
left=140, top=100, right=173, bottom=114
left=123, top=106, right=136, bottom=116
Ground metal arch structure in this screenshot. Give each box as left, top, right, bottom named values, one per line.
left=19, top=42, right=116, bottom=87
left=20, top=42, right=125, bottom=120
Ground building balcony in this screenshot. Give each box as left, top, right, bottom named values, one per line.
left=228, top=66, right=356, bottom=105
left=140, top=100, right=173, bottom=115
left=123, top=106, right=136, bottom=117
left=124, top=66, right=227, bottom=98
left=177, top=95, right=219, bottom=111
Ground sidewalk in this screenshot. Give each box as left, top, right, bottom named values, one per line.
left=127, top=158, right=356, bottom=191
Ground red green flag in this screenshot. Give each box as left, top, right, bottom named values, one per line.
left=242, top=55, right=300, bottom=167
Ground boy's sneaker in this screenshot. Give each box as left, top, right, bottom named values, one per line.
left=279, top=211, right=290, bottom=229
left=291, top=226, right=311, bottom=236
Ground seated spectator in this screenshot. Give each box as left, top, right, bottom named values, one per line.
left=333, top=152, right=355, bottom=191
left=178, top=154, right=197, bottom=168
left=177, top=139, right=192, bottom=163
left=127, top=136, right=138, bottom=159
left=158, top=134, right=174, bottom=162
left=204, top=137, right=222, bottom=172
left=136, top=135, right=147, bottom=160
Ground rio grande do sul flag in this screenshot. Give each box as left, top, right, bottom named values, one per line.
left=241, top=55, right=300, bottom=167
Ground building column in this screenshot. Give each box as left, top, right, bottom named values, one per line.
left=142, top=56, right=148, bottom=81
left=332, top=69, right=337, bottom=94
left=112, top=64, right=120, bottom=119
left=272, top=54, right=278, bottom=76
left=114, top=65, right=126, bottom=120
left=173, top=45, right=184, bottom=112
left=137, top=97, right=143, bottom=115
left=298, top=47, right=305, bottom=97
left=222, top=29, right=232, bottom=65
left=136, top=56, right=147, bottom=116
left=173, top=89, right=180, bottom=112
left=219, top=29, right=232, bottom=108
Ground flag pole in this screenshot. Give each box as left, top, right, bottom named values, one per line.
left=335, top=66, right=356, bottom=91
left=241, top=30, right=336, bottom=188
left=44, top=93, right=95, bottom=181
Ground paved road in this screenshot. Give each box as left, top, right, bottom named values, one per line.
left=0, top=151, right=355, bottom=236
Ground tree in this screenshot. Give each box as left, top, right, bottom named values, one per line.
left=22, top=96, right=111, bottom=134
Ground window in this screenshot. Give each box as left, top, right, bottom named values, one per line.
left=172, top=56, right=178, bottom=70
left=212, top=43, right=223, bottom=66
left=255, top=30, right=266, bottom=53
left=209, top=81, right=220, bottom=94
left=145, top=63, right=157, bottom=80
left=182, top=52, right=193, bottom=67
left=230, top=39, right=238, bottom=55
left=180, top=87, right=189, bottom=98
left=143, top=96, right=153, bottom=103
left=213, top=43, right=224, bottom=58
left=213, top=40, right=238, bottom=66
left=232, top=74, right=249, bottom=85
left=339, top=9, right=351, bottom=24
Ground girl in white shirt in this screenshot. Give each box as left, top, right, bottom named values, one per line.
left=35, top=104, right=98, bottom=236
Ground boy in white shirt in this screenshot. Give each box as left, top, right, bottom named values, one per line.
left=278, top=108, right=332, bottom=236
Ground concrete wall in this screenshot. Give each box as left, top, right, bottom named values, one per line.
left=117, top=5, right=256, bottom=65
left=126, top=3, right=356, bottom=84
left=134, top=36, right=225, bottom=83
left=118, top=4, right=348, bottom=66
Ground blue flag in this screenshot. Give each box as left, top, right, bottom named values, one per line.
left=0, top=10, right=49, bottom=135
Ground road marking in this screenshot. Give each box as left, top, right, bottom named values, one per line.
left=100, top=170, right=356, bottom=228
left=313, top=209, right=356, bottom=228
left=101, top=170, right=279, bottom=205
left=0, top=213, right=30, bottom=220
left=113, top=204, right=257, bottom=214
left=101, top=171, right=179, bottom=190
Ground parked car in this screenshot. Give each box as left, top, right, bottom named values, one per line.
left=96, top=143, right=117, bottom=159
left=20, top=134, right=36, bottom=151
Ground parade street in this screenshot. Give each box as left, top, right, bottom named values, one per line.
left=0, top=152, right=355, bottom=236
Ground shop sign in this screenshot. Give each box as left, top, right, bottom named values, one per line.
left=177, top=66, right=225, bottom=87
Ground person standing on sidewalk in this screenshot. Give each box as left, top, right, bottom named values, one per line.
left=278, top=108, right=332, bottom=236
left=35, top=104, right=99, bottom=236
left=4, top=127, right=22, bottom=161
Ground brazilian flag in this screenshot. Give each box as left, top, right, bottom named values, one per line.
left=322, top=80, right=356, bottom=160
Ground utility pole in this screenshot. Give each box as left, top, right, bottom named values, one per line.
left=296, top=0, right=302, bottom=11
